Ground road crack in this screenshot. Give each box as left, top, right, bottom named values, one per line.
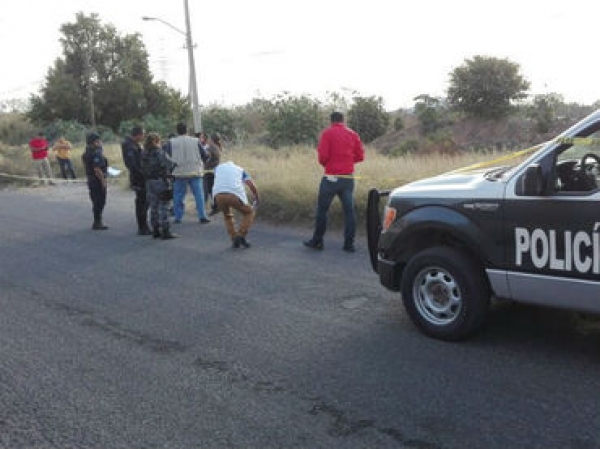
left=309, top=401, right=440, bottom=448
left=192, top=356, right=440, bottom=448
left=4, top=281, right=188, bottom=356
left=81, top=316, right=187, bottom=354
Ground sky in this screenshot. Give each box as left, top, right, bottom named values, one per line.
left=2, top=0, right=600, bottom=111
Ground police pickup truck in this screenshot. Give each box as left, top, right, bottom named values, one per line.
left=366, top=109, right=600, bottom=340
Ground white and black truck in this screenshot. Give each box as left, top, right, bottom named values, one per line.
left=367, top=109, right=600, bottom=340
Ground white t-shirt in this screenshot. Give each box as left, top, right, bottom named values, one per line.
left=213, top=161, right=251, bottom=204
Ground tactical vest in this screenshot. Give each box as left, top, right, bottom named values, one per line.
left=141, top=148, right=168, bottom=180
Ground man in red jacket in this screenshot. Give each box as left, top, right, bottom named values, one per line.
left=28, top=132, right=54, bottom=185
left=304, top=112, right=365, bottom=252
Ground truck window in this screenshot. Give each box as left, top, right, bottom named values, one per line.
left=554, top=134, right=600, bottom=193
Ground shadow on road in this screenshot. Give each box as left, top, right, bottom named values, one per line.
left=477, top=301, right=600, bottom=361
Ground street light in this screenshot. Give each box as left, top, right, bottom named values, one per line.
left=142, top=0, right=202, bottom=133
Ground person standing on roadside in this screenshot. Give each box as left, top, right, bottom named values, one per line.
left=82, top=132, right=109, bottom=230
left=166, top=122, right=210, bottom=224
left=203, top=132, right=222, bottom=216
left=52, top=136, right=76, bottom=179
left=304, top=112, right=365, bottom=253
left=213, top=160, right=260, bottom=249
left=197, top=131, right=209, bottom=152
left=141, top=132, right=178, bottom=240
left=28, top=131, right=54, bottom=186
left=121, top=126, right=151, bottom=235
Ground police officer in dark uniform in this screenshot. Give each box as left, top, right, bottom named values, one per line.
left=82, top=132, right=109, bottom=230
left=141, top=132, right=178, bottom=240
left=121, top=126, right=151, bottom=235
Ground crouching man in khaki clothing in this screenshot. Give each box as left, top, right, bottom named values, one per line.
left=213, top=161, right=260, bottom=249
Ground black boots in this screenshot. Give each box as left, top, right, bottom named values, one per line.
left=152, top=227, right=178, bottom=240
left=303, top=239, right=323, bottom=250
left=232, top=236, right=251, bottom=249
left=161, top=229, right=179, bottom=240
left=92, top=220, right=109, bottom=230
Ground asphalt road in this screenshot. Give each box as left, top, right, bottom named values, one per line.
left=1, top=183, right=600, bottom=449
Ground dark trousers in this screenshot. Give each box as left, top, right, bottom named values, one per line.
left=134, top=186, right=149, bottom=231
left=312, top=177, right=356, bottom=246
left=57, top=158, right=76, bottom=179
left=148, top=193, right=170, bottom=232
left=203, top=172, right=217, bottom=211
left=88, top=179, right=106, bottom=222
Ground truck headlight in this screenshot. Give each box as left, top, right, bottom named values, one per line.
left=382, top=206, right=397, bottom=232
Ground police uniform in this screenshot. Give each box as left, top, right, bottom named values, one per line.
left=121, top=135, right=150, bottom=234
left=141, top=145, right=175, bottom=239
left=82, top=134, right=108, bottom=230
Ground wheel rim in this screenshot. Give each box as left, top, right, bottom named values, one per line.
left=412, top=266, right=462, bottom=326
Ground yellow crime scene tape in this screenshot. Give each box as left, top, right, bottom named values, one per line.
left=448, top=136, right=600, bottom=174
left=554, top=137, right=600, bottom=146
left=0, top=172, right=89, bottom=184
left=324, top=173, right=407, bottom=184
left=446, top=144, right=544, bottom=175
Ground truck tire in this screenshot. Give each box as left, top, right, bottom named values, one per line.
left=401, top=246, right=490, bottom=341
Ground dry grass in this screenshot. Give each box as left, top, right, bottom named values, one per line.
left=0, top=144, right=87, bottom=186
left=0, top=145, right=42, bottom=185
left=211, top=145, right=524, bottom=228
left=2, top=142, right=527, bottom=229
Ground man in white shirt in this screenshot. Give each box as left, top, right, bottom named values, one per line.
left=213, top=161, right=260, bottom=248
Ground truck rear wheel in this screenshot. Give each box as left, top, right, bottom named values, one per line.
left=401, top=246, right=490, bottom=341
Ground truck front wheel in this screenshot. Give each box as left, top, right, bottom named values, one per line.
left=401, top=246, right=490, bottom=341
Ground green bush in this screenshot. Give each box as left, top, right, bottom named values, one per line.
left=414, top=94, right=444, bottom=135
left=347, top=96, right=389, bottom=143
left=44, top=119, right=88, bottom=143
left=527, top=93, right=563, bottom=134
left=0, top=113, right=37, bottom=146
left=393, top=115, right=404, bottom=132
left=95, top=125, right=119, bottom=144
left=390, top=139, right=419, bottom=157
left=265, top=94, right=324, bottom=148
left=119, top=114, right=173, bottom=140
left=202, top=106, right=238, bottom=142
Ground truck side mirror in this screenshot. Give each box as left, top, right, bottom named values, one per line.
left=518, top=164, right=544, bottom=196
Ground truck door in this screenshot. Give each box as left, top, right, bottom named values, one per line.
left=503, top=139, right=600, bottom=312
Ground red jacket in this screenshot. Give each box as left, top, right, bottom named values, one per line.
left=317, top=123, right=364, bottom=175
left=29, top=137, right=49, bottom=160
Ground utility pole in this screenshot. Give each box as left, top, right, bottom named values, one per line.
left=84, top=48, right=96, bottom=129
left=184, top=0, right=201, bottom=133
left=143, top=2, right=202, bottom=133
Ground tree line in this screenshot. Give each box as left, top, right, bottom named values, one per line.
left=15, top=12, right=600, bottom=150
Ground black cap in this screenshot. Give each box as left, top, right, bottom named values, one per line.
left=86, top=132, right=101, bottom=145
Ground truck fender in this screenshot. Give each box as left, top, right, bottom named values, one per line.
left=381, top=205, right=497, bottom=268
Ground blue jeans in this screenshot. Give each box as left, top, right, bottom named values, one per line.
left=57, top=158, right=76, bottom=179
left=173, top=177, right=207, bottom=221
left=312, top=177, right=355, bottom=246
